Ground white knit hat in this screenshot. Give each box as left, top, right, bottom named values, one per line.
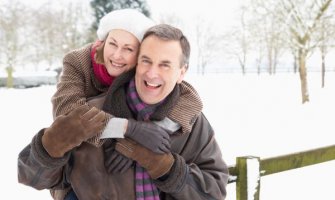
left=97, top=9, right=155, bottom=42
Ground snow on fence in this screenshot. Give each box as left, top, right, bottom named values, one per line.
left=228, top=144, right=335, bottom=200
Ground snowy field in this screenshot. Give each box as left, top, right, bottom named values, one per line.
left=1, top=72, right=334, bottom=199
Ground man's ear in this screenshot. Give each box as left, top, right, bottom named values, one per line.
left=177, top=64, right=187, bottom=84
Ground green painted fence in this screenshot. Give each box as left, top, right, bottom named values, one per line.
left=228, top=144, right=335, bottom=200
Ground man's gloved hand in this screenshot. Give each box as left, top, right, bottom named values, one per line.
left=42, top=105, right=105, bottom=158
left=124, top=119, right=171, bottom=154
left=115, top=138, right=174, bottom=179
left=104, top=140, right=133, bottom=173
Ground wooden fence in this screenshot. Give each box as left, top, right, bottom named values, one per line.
left=227, top=144, right=335, bottom=200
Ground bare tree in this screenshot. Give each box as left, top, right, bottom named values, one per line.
left=264, top=18, right=284, bottom=75
left=192, top=17, right=225, bottom=75
left=58, top=2, right=93, bottom=54
left=283, top=0, right=333, bottom=103
left=30, top=1, right=92, bottom=70
left=254, top=38, right=265, bottom=74
left=0, top=0, right=98, bottom=83
left=0, top=0, right=26, bottom=87
left=253, top=0, right=333, bottom=103
left=315, top=15, right=335, bottom=87
left=222, top=7, right=251, bottom=75
left=157, top=14, right=224, bottom=74
left=289, top=46, right=299, bottom=73
left=249, top=0, right=285, bottom=75
left=30, top=4, right=63, bottom=68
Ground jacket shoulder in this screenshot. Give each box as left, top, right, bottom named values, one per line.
left=168, top=81, right=203, bottom=134
left=63, top=43, right=92, bottom=66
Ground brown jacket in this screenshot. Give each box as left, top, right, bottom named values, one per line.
left=18, top=64, right=228, bottom=200
left=51, top=43, right=108, bottom=118
left=51, top=44, right=200, bottom=146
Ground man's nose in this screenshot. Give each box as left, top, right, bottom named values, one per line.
left=145, top=65, right=159, bottom=78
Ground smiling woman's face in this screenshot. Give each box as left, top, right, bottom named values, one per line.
left=103, top=29, right=140, bottom=77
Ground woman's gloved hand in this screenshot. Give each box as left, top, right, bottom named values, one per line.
left=42, top=105, right=105, bottom=158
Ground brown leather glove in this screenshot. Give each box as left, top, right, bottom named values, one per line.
left=103, top=139, right=134, bottom=173
left=42, top=105, right=105, bottom=158
left=115, top=138, right=174, bottom=179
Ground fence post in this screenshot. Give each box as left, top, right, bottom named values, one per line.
left=236, top=156, right=261, bottom=200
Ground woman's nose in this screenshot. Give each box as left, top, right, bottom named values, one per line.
left=112, top=48, right=123, bottom=60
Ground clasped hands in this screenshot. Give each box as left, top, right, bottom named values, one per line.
left=42, top=105, right=174, bottom=179
left=104, top=119, right=174, bottom=179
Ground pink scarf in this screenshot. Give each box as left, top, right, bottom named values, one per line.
left=91, top=41, right=114, bottom=86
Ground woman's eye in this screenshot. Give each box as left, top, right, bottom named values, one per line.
left=109, top=42, right=117, bottom=47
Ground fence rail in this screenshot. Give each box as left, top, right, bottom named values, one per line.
left=228, top=144, right=335, bottom=200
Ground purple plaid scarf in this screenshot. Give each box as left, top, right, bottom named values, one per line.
left=126, top=78, right=161, bottom=200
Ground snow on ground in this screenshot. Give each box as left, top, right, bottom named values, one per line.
left=1, top=72, right=334, bottom=199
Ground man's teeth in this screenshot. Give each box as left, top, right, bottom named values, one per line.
left=145, top=81, right=160, bottom=87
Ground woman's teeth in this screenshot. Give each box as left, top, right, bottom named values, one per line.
left=111, top=61, right=125, bottom=68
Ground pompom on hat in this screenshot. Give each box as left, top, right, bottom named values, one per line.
left=97, top=8, right=155, bottom=42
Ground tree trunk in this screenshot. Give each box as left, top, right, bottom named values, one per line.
left=298, top=49, right=309, bottom=103
left=321, top=53, right=325, bottom=88
left=273, top=47, right=278, bottom=74
left=6, top=66, right=14, bottom=88
left=293, top=52, right=298, bottom=73
left=201, top=65, right=205, bottom=75
left=239, top=59, right=246, bottom=75
left=268, top=49, right=273, bottom=75
left=241, top=54, right=246, bottom=75
left=293, top=59, right=297, bottom=73
left=256, top=58, right=261, bottom=75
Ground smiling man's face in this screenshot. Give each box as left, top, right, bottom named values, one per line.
left=135, top=35, right=186, bottom=105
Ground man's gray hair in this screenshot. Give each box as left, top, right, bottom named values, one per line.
left=142, top=24, right=190, bottom=69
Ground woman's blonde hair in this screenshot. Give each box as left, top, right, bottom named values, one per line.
left=95, top=41, right=105, bottom=65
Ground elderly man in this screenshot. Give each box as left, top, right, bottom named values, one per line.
left=18, top=24, right=229, bottom=200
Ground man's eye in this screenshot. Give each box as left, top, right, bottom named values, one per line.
left=161, top=64, right=170, bottom=68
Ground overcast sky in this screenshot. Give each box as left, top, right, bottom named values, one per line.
left=148, top=0, right=242, bottom=23
left=17, top=0, right=243, bottom=29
